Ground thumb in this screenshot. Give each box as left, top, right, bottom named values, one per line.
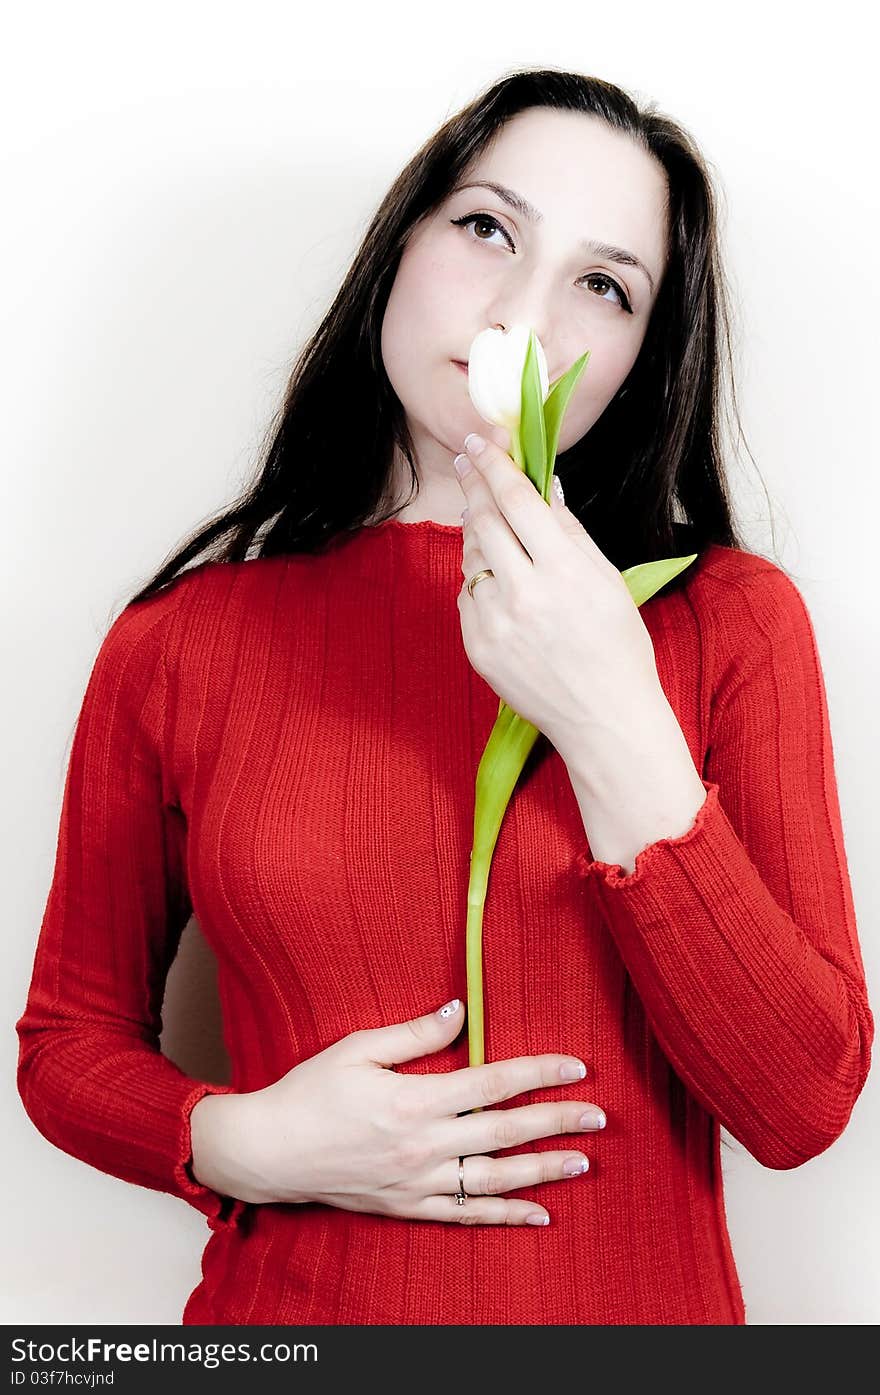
left=355, top=998, right=465, bottom=1068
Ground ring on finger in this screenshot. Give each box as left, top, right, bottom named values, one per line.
left=454, top=1154, right=469, bottom=1205
left=465, top=568, right=495, bottom=598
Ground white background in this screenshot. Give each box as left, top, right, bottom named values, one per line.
left=3, top=0, right=877, bottom=1325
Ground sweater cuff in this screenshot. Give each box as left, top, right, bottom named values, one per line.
left=574, top=777, right=719, bottom=886
left=175, top=1082, right=248, bottom=1234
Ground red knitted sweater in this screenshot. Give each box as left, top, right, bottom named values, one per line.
left=16, top=520, right=873, bottom=1325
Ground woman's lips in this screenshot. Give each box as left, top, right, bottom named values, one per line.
left=453, top=360, right=468, bottom=375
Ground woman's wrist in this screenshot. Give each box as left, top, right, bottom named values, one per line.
left=189, top=1090, right=282, bottom=1206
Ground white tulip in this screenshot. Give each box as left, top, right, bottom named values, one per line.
left=467, top=324, right=550, bottom=434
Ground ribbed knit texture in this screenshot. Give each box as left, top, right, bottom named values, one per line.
left=16, top=520, right=873, bottom=1325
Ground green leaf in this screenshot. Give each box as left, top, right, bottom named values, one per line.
left=472, top=704, right=541, bottom=864
left=621, top=553, right=699, bottom=607
left=543, top=350, right=590, bottom=480
left=475, top=702, right=518, bottom=806
left=519, top=330, right=548, bottom=495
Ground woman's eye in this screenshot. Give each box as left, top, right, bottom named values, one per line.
left=581, top=273, right=632, bottom=313
left=451, top=212, right=513, bottom=249
left=451, top=213, right=633, bottom=313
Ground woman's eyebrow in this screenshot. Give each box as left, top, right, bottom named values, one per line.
left=451, top=179, right=656, bottom=295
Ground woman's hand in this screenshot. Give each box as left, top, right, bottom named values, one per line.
left=196, top=999, right=606, bottom=1227
left=453, top=430, right=663, bottom=759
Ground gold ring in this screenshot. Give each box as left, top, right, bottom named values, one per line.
left=454, top=1155, right=468, bottom=1204
left=466, top=568, right=494, bottom=598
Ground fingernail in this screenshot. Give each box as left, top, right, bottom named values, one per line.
left=580, top=1109, right=606, bottom=1129
left=460, top=507, right=469, bottom=525
left=563, top=1156, right=589, bottom=1176
left=453, top=453, right=473, bottom=478
left=560, top=1061, right=587, bottom=1082
left=526, top=1213, right=550, bottom=1226
left=463, top=432, right=486, bottom=455
left=437, top=998, right=460, bottom=1018
left=552, top=474, right=565, bottom=505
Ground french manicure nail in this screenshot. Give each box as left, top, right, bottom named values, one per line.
left=580, top=1109, right=606, bottom=1129
left=560, top=1061, right=587, bottom=1082
left=563, top=1156, right=589, bottom=1176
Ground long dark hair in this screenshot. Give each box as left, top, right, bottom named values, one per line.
left=127, top=66, right=774, bottom=609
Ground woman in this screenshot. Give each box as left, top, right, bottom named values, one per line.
left=16, top=68, right=873, bottom=1325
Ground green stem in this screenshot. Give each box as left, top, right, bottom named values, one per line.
left=464, top=702, right=541, bottom=1106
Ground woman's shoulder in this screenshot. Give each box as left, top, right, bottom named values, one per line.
left=164, top=554, right=289, bottom=598
left=685, top=538, right=808, bottom=609
left=679, top=537, right=818, bottom=673
left=125, top=555, right=289, bottom=616
left=104, top=557, right=289, bottom=664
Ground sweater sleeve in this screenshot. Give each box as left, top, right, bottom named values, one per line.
left=573, top=562, right=874, bottom=1170
left=15, top=574, right=248, bottom=1233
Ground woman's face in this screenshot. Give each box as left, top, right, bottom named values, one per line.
left=380, top=107, right=670, bottom=481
